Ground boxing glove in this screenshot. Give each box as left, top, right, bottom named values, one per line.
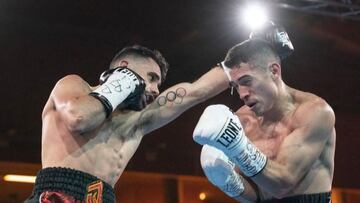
left=201, top=144, right=245, bottom=197
left=90, top=67, right=145, bottom=117
left=193, top=104, right=267, bottom=177
left=249, top=21, right=294, bottom=59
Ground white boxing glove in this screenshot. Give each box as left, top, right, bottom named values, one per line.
left=193, top=104, right=267, bottom=177
left=89, top=67, right=145, bottom=117
left=201, top=145, right=245, bottom=197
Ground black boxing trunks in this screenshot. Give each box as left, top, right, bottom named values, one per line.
left=260, top=192, right=331, bottom=203
left=24, top=167, right=115, bottom=203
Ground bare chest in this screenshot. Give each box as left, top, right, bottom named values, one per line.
left=239, top=116, right=293, bottom=160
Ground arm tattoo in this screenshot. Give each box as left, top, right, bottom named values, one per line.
left=157, top=87, right=186, bottom=106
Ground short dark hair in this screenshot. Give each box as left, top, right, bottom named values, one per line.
left=224, top=39, right=280, bottom=70
left=110, top=45, right=169, bottom=83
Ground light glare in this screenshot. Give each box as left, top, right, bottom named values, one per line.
left=242, top=3, right=268, bottom=30
left=3, top=174, right=36, bottom=183
left=199, top=192, right=206, bottom=200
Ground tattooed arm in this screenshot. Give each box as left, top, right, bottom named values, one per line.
left=138, top=66, right=228, bottom=135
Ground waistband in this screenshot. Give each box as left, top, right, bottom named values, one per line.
left=33, top=167, right=115, bottom=203
left=260, top=192, right=331, bottom=203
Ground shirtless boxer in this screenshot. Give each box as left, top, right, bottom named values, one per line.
left=25, top=45, right=228, bottom=203
left=193, top=39, right=335, bottom=203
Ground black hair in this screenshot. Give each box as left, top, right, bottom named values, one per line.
left=224, top=39, right=280, bottom=70
left=110, top=45, right=169, bottom=83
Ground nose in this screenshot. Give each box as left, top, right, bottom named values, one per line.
left=146, top=83, right=160, bottom=97
left=238, top=86, right=250, bottom=101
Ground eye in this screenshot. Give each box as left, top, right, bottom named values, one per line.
left=148, top=75, right=154, bottom=81
left=148, top=73, right=160, bottom=83
left=240, top=78, right=252, bottom=86
left=148, top=75, right=157, bottom=83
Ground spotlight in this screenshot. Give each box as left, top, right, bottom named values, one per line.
left=241, top=3, right=269, bottom=30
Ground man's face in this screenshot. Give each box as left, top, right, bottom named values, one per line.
left=229, top=63, right=278, bottom=116
left=127, top=58, right=162, bottom=104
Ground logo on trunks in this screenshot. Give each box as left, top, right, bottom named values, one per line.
left=216, top=118, right=241, bottom=148
left=86, top=180, right=103, bottom=203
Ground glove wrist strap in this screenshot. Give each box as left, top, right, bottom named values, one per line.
left=215, top=113, right=267, bottom=177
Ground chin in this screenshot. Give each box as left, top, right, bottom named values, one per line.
left=252, top=107, right=264, bottom=117
left=145, top=94, right=157, bottom=104
left=254, top=111, right=263, bottom=117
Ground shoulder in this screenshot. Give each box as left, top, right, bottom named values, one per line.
left=54, top=74, right=88, bottom=88
left=52, top=74, right=91, bottom=92
left=293, top=91, right=335, bottom=132
left=49, top=74, right=92, bottom=102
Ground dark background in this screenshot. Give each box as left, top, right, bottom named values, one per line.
left=0, top=0, right=359, bottom=188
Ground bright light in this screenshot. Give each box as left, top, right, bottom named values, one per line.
left=3, top=174, right=36, bottom=183
left=199, top=192, right=206, bottom=201
left=242, top=3, right=268, bottom=30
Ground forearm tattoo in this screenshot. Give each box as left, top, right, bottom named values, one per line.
left=157, top=87, right=186, bottom=106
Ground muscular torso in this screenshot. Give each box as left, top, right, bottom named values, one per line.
left=236, top=89, right=335, bottom=199
left=42, top=84, right=143, bottom=187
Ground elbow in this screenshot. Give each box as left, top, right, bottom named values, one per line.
left=66, top=113, right=86, bottom=134
left=63, top=102, right=87, bottom=134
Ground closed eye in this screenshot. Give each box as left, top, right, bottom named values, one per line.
left=240, top=78, right=252, bottom=86
left=230, top=75, right=253, bottom=88
left=238, top=75, right=252, bottom=86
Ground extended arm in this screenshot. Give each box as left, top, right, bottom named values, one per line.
left=138, top=66, right=229, bottom=134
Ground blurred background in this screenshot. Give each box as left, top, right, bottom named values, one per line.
left=0, top=0, right=359, bottom=202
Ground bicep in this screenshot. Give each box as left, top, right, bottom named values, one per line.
left=276, top=127, right=328, bottom=179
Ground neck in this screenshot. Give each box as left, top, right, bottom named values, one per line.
left=263, top=83, right=295, bottom=124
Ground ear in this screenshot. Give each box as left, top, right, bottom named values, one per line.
left=119, top=60, right=129, bottom=67
left=269, top=62, right=281, bottom=79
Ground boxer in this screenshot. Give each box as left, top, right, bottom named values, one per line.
left=193, top=38, right=335, bottom=203
left=25, top=45, right=229, bottom=202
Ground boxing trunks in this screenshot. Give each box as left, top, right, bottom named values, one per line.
left=260, top=192, right=331, bottom=203
left=24, top=167, right=115, bottom=203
